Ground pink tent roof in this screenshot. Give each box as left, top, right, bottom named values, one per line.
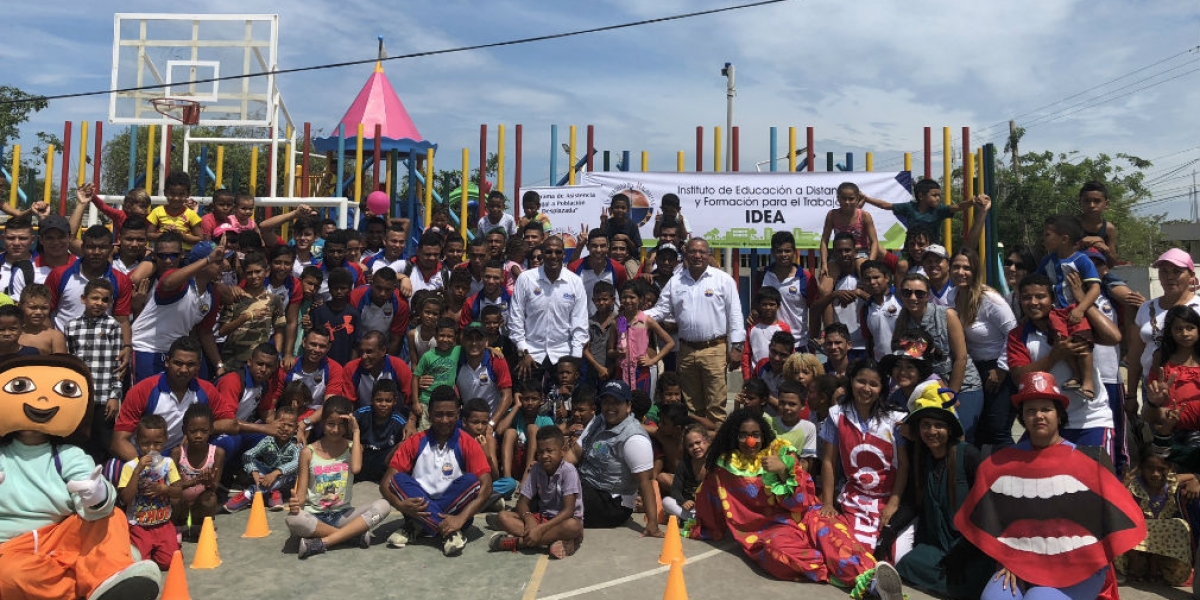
left=333, top=62, right=424, bottom=141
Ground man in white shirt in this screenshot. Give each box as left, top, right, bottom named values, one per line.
left=508, top=236, right=589, bottom=385
left=645, top=238, right=744, bottom=425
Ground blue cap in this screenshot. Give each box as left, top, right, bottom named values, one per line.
left=598, top=379, right=632, bottom=403
left=185, top=241, right=232, bottom=266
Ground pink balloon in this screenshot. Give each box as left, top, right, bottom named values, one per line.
left=366, top=191, right=389, bottom=215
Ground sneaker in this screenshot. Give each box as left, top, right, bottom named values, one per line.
left=489, top=532, right=519, bottom=553
left=485, top=513, right=501, bottom=530
left=443, top=531, right=466, bottom=556
left=387, top=521, right=416, bottom=548
left=268, top=490, right=285, bottom=511
left=872, top=561, right=904, bottom=600
left=297, top=537, right=327, bottom=560
left=549, top=539, right=576, bottom=559
left=222, top=490, right=252, bottom=513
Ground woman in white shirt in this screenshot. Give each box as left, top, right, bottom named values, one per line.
left=948, top=250, right=1017, bottom=446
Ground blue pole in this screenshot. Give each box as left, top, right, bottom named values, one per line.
left=769, top=127, right=778, bottom=173
left=127, top=125, right=139, bottom=191
left=549, top=125, right=558, bottom=185
left=197, top=146, right=209, bottom=194
left=622, top=151, right=630, bottom=172
left=845, top=152, right=853, bottom=172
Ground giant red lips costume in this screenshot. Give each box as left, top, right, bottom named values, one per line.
left=954, top=371, right=1145, bottom=590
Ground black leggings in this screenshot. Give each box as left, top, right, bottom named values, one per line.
left=581, top=481, right=633, bottom=528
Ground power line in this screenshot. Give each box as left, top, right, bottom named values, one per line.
left=0, top=0, right=793, bottom=106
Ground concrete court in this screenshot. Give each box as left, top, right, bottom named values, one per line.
left=181, top=479, right=1189, bottom=600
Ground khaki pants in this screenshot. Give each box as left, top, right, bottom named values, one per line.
left=677, top=343, right=728, bottom=425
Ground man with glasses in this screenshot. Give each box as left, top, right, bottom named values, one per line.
left=509, top=236, right=589, bottom=385
left=645, top=238, right=744, bottom=425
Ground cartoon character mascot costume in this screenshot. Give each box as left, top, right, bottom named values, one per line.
left=0, top=354, right=160, bottom=600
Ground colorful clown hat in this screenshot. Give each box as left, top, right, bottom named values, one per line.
left=903, top=379, right=962, bottom=439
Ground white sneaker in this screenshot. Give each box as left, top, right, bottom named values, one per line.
left=387, top=521, right=416, bottom=548
left=443, top=531, right=466, bottom=556
left=873, top=561, right=904, bottom=600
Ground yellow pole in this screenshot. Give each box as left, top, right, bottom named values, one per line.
left=676, top=151, right=685, bottom=172
left=215, top=146, right=225, bottom=189
left=7, top=145, right=18, bottom=208
left=964, top=150, right=975, bottom=235
left=423, top=147, right=434, bottom=227
left=641, top=151, right=648, bottom=172
left=249, top=147, right=259, bottom=194
left=461, top=148, right=470, bottom=244
left=497, top=125, right=506, bottom=196
left=145, top=126, right=156, bottom=194
left=788, top=127, right=796, bottom=173
left=567, top=126, right=576, bottom=186
left=43, top=146, right=55, bottom=204
left=77, top=121, right=89, bottom=187
left=904, top=152, right=912, bottom=172
left=714, top=126, right=722, bottom=172
left=865, top=152, right=873, bottom=172
left=942, top=127, right=952, bottom=254
left=354, top=124, right=365, bottom=205
left=977, top=147, right=987, bottom=281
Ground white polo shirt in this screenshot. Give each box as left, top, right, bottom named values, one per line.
left=646, top=266, right=745, bottom=345
left=131, top=273, right=217, bottom=354
left=508, top=266, right=589, bottom=363
left=863, top=293, right=902, bottom=362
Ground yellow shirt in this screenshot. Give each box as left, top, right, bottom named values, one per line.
left=148, top=206, right=201, bottom=249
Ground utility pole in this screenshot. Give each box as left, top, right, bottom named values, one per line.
left=722, top=63, right=735, bottom=173
left=1009, top=120, right=1021, bottom=185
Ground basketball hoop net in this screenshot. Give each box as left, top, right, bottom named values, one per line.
left=149, top=97, right=201, bottom=125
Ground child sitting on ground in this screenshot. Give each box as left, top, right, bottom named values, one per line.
left=19, top=284, right=67, bottom=354
left=1114, top=453, right=1193, bottom=585
left=489, top=427, right=584, bottom=559
left=354, top=380, right=408, bottom=483
left=772, top=381, right=818, bottom=472
left=497, top=379, right=555, bottom=480
left=662, top=423, right=708, bottom=522
left=118, top=415, right=182, bottom=570
left=225, top=405, right=301, bottom=513
left=462, top=397, right=518, bottom=505
left=170, top=404, right=224, bottom=542
left=285, top=395, right=391, bottom=559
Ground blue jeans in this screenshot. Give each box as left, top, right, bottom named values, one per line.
left=955, top=387, right=985, bottom=445
left=388, top=472, right=481, bottom=536
left=980, top=567, right=1107, bottom=600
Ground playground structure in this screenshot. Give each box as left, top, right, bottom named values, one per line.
left=0, top=13, right=1003, bottom=298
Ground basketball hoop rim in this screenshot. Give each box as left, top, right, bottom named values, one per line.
left=149, top=97, right=202, bottom=125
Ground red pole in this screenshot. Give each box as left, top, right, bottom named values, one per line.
left=59, top=121, right=72, bottom=214
left=923, top=126, right=932, bottom=179
left=586, top=125, right=594, bottom=172
left=806, top=127, right=815, bottom=172
left=731, top=126, right=740, bottom=172
left=372, top=124, right=382, bottom=193
left=694, top=126, right=703, bottom=172
left=513, top=125, right=523, bottom=221
left=478, top=124, right=487, bottom=222
left=93, top=121, right=103, bottom=188
left=301, top=123, right=311, bottom=197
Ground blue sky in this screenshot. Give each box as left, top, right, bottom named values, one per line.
left=3, top=0, right=1198, bottom=217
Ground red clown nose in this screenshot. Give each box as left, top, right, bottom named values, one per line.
left=744, top=436, right=760, bottom=449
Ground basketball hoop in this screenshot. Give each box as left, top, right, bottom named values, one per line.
left=149, top=97, right=201, bottom=125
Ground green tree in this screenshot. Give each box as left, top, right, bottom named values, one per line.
left=0, top=86, right=48, bottom=150
left=990, top=133, right=1164, bottom=265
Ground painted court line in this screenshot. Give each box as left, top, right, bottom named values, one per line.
left=537, top=547, right=726, bottom=600
left=522, top=555, right=550, bottom=600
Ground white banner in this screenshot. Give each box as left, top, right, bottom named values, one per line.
left=526, top=171, right=913, bottom=249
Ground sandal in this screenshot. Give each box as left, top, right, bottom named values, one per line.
left=549, top=539, right=576, bottom=559
left=1062, top=379, right=1082, bottom=390
left=1080, top=387, right=1096, bottom=400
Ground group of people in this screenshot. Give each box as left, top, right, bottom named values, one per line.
left=0, top=171, right=1185, bottom=600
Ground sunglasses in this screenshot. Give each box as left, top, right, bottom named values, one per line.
left=156, top=252, right=181, bottom=261
left=1003, top=260, right=1026, bottom=269
left=543, top=249, right=565, bottom=256
left=900, top=289, right=929, bottom=299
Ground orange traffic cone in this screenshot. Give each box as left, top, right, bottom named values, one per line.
left=162, top=550, right=191, bottom=600
left=190, top=516, right=222, bottom=569
left=242, top=491, right=271, bottom=538
left=658, top=515, right=685, bottom=566
left=663, top=557, right=688, bottom=600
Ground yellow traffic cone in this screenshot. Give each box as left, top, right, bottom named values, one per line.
left=242, top=491, right=271, bottom=538
left=190, top=516, right=222, bottom=569
left=161, top=550, right=191, bottom=600
left=658, top=515, right=685, bottom=565
left=663, top=557, right=688, bottom=600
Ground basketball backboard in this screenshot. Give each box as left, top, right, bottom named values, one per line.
left=108, top=14, right=279, bottom=127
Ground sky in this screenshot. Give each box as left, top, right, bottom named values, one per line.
left=3, top=0, right=1199, bottom=217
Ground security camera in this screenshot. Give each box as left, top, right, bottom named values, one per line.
left=721, top=63, right=732, bottom=76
